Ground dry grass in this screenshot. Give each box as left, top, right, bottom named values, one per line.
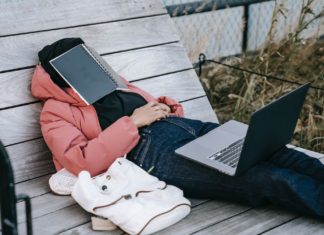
left=198, top=0, right=324, bottom=152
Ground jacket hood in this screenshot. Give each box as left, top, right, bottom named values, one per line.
left=31, top=64, right=88, bottom=106
left=38, top=37, right=84, bottom=88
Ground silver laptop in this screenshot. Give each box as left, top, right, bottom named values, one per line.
left=175, top=83, right=310, bottom=176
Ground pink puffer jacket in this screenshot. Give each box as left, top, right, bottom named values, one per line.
left=31, top=65, right=184, bottom=176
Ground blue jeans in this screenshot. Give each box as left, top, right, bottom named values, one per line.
left=127, top=116, right=324, bottom=218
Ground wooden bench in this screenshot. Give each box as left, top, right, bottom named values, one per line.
left=1, top=0, right=324, bottom=234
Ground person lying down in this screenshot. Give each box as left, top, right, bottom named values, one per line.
left=31, top=37, right=324, bottom=219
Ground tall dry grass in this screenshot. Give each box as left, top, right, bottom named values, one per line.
left=197, top=0, right=324, bottom=152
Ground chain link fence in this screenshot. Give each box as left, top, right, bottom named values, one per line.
left=164, top=0, right=324, bottom=62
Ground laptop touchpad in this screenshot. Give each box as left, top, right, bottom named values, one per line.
left=197, top=129, right=241, bottom=152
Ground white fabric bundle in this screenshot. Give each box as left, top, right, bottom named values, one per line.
left=49, top=157, right=191, bottom=235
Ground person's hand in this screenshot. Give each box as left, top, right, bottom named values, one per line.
left=130, top=101, right=171, bottom=128
left=157, top=103, right=171, bottom=113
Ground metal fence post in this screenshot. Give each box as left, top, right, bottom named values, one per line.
left=242, top=3, right=250, bottom=52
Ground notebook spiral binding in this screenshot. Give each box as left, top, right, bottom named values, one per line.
left=81, top=44, right=119, bottom=88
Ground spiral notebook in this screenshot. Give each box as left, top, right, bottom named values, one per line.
left=50, top=43, right=127, bottom=105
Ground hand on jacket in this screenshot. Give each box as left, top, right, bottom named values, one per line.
left=130, top=101, right=171, bottom=128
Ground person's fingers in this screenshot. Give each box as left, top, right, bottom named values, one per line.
left=159, top=104, right=171, bottom=113
left=155, top=110, right=169, bottom=119
left=147, top=101, right=159, bottom=107
left=158, top=104, right=168, bottom=112
left=152, top=106, right=162, bottom=111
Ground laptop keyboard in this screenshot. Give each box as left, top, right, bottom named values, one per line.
left=208, top=138, right=245, bottom=168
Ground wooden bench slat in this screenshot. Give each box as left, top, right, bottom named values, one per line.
left=18, top=204, right=89, bottom=235
left=0, top=15, right=179, bottom=72
left=58, top=222, right=122, bottom=235
left=149, top=201, right=249, bottom=235
left=193, top=206, right=296, bottom=235
left=17, top=194, right=75, bottom=225
left=132, top=70, right=205, bottom=101
left=182, top=96, right=218, bottom=123
left=16, top=175, right=51, bottom=198
left=7, top=139, right=54, bottom=183
left=0, top=0, right=165, bottom=36
left=0, top=43, right=191, bottom=109
left=262, top=216, right=324, bottom=235
left=8, top=96, right=217, bottom=183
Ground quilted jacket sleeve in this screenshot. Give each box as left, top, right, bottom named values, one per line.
left=40, top=100, right=140, bottom=177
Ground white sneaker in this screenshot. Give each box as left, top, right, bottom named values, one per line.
left=48, top=168, right=78, bottom=195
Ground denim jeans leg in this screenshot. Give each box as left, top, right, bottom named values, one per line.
left=268, top=146, right=324, bottom=182
left=161, top=147, right=324, bottom=218
left=128, top=117, right=324, bottom=218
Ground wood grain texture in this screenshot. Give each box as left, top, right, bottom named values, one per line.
left=0, top=102, right=43, bottom=146
left=58, top=222, right=123, bottom=235
left=0, top=15, right=179, bottom=72
left=194, top=206, right=296, bottom=235
left=16, top=174, right=51, bottom=197
left=6, top=139, right=54, bottom=183
left=263, top=216, right=324, bottom=235
left=7, top=97, right=217, bottom=183
left=0, top=0, right=165, bottom=36
left=18, top=204, right=89, bottom=235
left=0, top=43, right=191, bottom=109
left=156, top=201, right=250, bottom=235
left=17, top=193, right=76, bottom=224
left=0, top=68, right=202, bottom=146
left=181, top=96, right=219, bottom=123
left=105, top=43, right=192, bottom=81
left=133, top=69, right=205, bottom=101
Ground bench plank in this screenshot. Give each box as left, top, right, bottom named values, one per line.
left=17, top=193, right=75, bottom=225
left=59, top=223, right=122, bottom=235
left=18, top=204, right=89, bottom=235
left=16, top=175, right=51, bottom=198
left=7, top=139, right=54, bottom=183
left=193, top=206, right=296, bottom=235
left=0, top=43, right=191, bottom=109
left=154, top=201, right=250, bottom=235
left=0, top=0, right=165, bottom=36
left=182, top=96, right=218, bottom=123
left=0, top=15, right=179, bottom=72
left=263, top=216, right=324, bottom=235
